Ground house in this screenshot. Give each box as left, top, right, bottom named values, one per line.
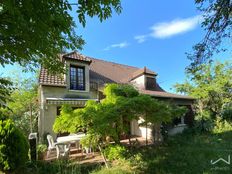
left=38, top=51, right=194, bottom=141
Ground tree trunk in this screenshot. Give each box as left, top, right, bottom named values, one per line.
left=30, top=104, right=33, bottom=133
left=98, top=145, right=109, bottom=168
left=145, top=115, right=148, bottom=146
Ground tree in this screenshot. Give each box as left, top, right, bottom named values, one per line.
left=175, top=61, right=232, bottom=121
left=53, top=84, right=186, bottom=146
left=0, top=111, right=29, bottom=171
left=188, top=0, right=232, bottom=72
left=0, top=0, right=122, bottom=72
left=0, top=76, right=38, bottom=136
left=0, top=0, right=122, bottom=107
left=0, top=78, right=13, bottom=107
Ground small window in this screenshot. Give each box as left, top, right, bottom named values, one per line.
left=70, top=65, right=85, bottom=90
left=146, top=77, right=156, bottom=90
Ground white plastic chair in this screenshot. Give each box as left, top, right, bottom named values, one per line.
left=56, top=143, right=71, bottom=159
left=46, top=134, right=57, bottom=158
left=47, top=134, right=70, bottom=159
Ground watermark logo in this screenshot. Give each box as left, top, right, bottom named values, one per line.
left=210, top=155, right=230, bottom=171
left=211, top=155, right=230, bottom=165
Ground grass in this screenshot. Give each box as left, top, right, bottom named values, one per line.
left=15, top=160, right=101, bottom=174
left=5, top=128, right=232, bottom=174
left=133, top=130, right=232, bottom=174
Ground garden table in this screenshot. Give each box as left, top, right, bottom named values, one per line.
left=55, top=133, right=86, bottom=158
left=56, top=133, right=86, bottom=144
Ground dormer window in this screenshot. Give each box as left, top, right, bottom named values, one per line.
left=146, top=77, right=156, bottom=90
left=70, top=65, right=85, bottom=90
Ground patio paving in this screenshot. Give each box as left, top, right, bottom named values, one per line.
left=45, top=147, right=104, bottom=164
left=44, top=136, right=156, bottom=164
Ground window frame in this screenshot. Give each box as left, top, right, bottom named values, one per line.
left=69, top=65, right=85, bottom=91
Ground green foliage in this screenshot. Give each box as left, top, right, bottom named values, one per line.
left=188, top=0, right=232, bottom=72
left=37, top=144, right=47, bottom=154
left=0, top=76, right=38, bottom=136
left=53, top=104, right=77, bottom=134
left=104, top=145, right=127, bottom=161
left=80, top=134, right=101, bottom=151
left=221, top=103, right=232, bottom=121
left=175, top=61, right=232, bottom=122
left=91, top=164, right=133, bottom=174
left=0, top=77, right=13, bottom=108
left=20, top=159, right=100, bottom=174
left=193, top=118, right=215, bottom=132
left=213, top=117, right=232, bottom=134
left=0, top=114, right=29, bottom=171
left=103, top=83, right=139, bottom=100
left=0, top=0, right=122, bottom=73
left=54, top=84, right=186, bottom=146
left=0, top=0, right=122, bottom=110
left=37, top=144, right=47, bottom=160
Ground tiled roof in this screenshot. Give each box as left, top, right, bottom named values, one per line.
left=130, top=67, right=157, bottom=81
left=39, top=51, right=193, bottom=100
left=89, top=58, right=146, bottom=83
left=140, top=90, right=194, bottom=100
left=63, top=52, right=92, bottom=63
left=39, top=68, right=66, bottom=86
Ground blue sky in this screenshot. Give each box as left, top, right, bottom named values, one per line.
left=0, top=0, right=231, bottom=92
left=72, top=0, right=230, bottom=91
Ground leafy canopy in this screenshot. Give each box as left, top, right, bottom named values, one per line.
left=175, top=61, right=232, bottom=120
left=0, top=73, right=38, bottom=136
left=54, top=84, right=186, bottom=145
left=0, top=0, right=122, bottom=108
left=0, top=78, right=13, bottom=108
left=188, top=0, right=232, bottom=72
left=0, top=0, right=122, bottom=72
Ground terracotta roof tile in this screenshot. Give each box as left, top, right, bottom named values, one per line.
left=140, top=89, right=194, bottom=100
left=89, top=57, right=141, bottom=83
left=39, top=68, right=66, bottom=86
left=38, top=51, right=193, bottom=100
left=63, top=52, right=91, bottom=63
left=130, top=67, right=157, bottom=81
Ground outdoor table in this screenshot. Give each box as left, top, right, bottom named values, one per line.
left=55, top=133, right=86, bottom=158
left=56, top=133, right=86, bottom=144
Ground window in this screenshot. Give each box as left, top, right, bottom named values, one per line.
left=146, top=77, right=156, bottom=90
left=173, top=116, right=185, bottom=126
left=70, top=65, right=85, bottom=90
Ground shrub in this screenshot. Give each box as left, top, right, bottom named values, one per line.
left=104, top=145, right=127, bottom=161
left=221, top=103, right=232, bottom=121
left=91, top=165, right=133, bottom=174
left=0, top=115, right=29, bottom=171
left=213, top=117, right=232, bottom=133
left=194, top=118, right=215, bottom=132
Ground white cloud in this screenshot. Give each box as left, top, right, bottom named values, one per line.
left=134, top=15, right=202, bottom=42
left=150, top=15, right=202, bottom=39
left=104, top=41, right=129, bottom=51
left=134, top=35, right=147, bottom=43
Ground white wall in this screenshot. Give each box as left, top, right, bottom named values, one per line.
left=131, top=75, right=145, bottom=89
left=130, top=74, right=156, bottom=90
left=38, top=59, right=99, bottom=140
left=130, top=118, right=153, bottom=139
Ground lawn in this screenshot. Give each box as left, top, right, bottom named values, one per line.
left=134, top=130, right=232, bottom=174
left=14, top=129, right=232, bottom=174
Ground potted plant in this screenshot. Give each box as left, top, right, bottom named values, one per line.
left=37, top=144, right=47, bottom=160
